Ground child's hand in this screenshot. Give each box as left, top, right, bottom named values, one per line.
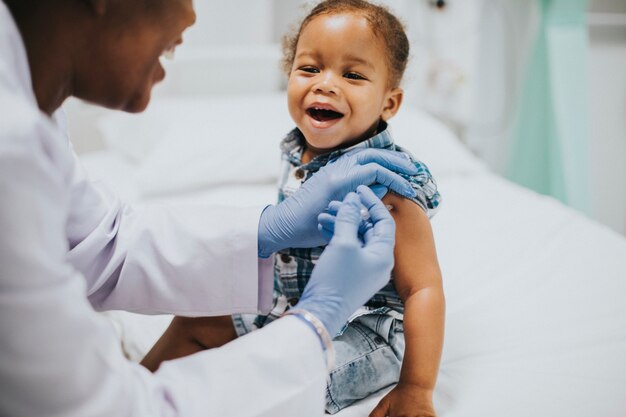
left=369, top=382, right=436, bottom=417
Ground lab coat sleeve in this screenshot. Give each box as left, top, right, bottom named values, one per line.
left=66, top=153, right=270, bottom=316
left=155, top=317, right=327, bottom=416
left=0, top=116, right=326, bottom=417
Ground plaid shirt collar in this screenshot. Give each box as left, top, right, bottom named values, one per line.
left=279, top=120, right=394, bottom=173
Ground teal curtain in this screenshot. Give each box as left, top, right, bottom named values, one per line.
left=507, top=0, right=589, bottom=213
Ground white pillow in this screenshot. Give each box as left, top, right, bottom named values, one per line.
left=97, top=93, right=484, bottom=197
left=117, top=93, right=290, bottom=197
left=96, top=107, right=171, bottom=163
left=389, top=107, right=486, bottom=179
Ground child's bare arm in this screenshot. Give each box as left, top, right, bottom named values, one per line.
left=371, top=192, right=445, bottom=417
left=141, top=316, right=237, bottom=372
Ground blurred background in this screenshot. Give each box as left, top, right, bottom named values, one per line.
left=65, top=0, right=626, bottom=235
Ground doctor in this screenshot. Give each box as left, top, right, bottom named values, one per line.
left=0, top=0, right=422, bottom=416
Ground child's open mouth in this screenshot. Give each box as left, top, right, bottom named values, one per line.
left=306, top=107, right=344, bottom=122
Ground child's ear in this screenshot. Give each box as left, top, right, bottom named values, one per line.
left=381, top=87, right=403, bottom=121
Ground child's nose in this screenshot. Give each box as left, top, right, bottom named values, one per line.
left=313, top=72, right=338, bottom=95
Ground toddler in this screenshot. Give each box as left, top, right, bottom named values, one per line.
left=143, top=1, right=444, bottom=415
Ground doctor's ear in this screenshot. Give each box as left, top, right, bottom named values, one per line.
left=381, top=88, right=403, bottom=122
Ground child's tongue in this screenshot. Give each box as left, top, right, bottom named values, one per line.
left=307, top=108, right=343, bottom=122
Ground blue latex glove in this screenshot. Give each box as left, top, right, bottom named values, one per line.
left=258, top=149, right=416, bottom=258
left=317, top=184, right=388, bottom=241
left=294, top=186, right=396, bottom=337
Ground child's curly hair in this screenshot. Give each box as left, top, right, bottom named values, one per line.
left=282, top=0, right=410, bottom=88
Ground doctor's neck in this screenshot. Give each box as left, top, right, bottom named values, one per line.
left=6, top=0, right=77, bottom=115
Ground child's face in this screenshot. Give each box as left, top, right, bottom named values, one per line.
left=287, top=12, right=402, bottom=154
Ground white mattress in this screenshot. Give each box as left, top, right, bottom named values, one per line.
left=77, top=94, right=626, bottom=416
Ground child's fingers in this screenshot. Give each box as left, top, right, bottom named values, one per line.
left=368, top=396, right=390, bottom=417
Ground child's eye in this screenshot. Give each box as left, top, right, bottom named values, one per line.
left=344, top=72, right=366, bottom=80
left=299, top=66, right=320, bottom=74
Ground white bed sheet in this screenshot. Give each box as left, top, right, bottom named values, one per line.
left=76, top=95, right=626, bottom=417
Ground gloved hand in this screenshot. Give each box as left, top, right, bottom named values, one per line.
left=317, top=183, right=388, bottom=241
left=258, top=149, right=416, bottom=258
left=294, top=185, right=396, bottom=337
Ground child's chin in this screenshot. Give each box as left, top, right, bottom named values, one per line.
left=305, top=138, right=346, bottom=153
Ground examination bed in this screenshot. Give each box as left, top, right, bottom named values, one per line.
left=75, top=93, right=626, bottom=417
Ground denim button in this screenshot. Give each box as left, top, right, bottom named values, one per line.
left=374, top=336, right=384, bottom=345
left=280, top=254, right=292, bottom=263
left=294, top=168, right=305, bottom=179
left=288, top=297, right=299, bottom=306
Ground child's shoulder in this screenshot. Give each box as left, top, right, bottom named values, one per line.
left=390, top=145, right=441, bottom=217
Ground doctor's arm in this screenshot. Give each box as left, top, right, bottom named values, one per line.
left=72, top=147, right=417, bottom=316
left=66, top=166, right=271, bottom=316
left=0, top=131, right=394, bottom=416
left=148, top=188, right=399, bottom=416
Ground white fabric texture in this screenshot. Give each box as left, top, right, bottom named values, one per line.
left=0, top=4, right=326, bottom=416
left=98, top=94, right=291, bottom=196
left=96, top=93, right=486, bottom=197
left=80, top=92, right=626, bottom=416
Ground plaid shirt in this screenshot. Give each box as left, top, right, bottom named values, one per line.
left=253, top=122, right=441, bottom=329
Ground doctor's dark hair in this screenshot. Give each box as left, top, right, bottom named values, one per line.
left=282, top=0, right=410, bottom=88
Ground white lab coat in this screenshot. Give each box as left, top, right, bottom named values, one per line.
left=0, top=3, right=326, bottom=416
